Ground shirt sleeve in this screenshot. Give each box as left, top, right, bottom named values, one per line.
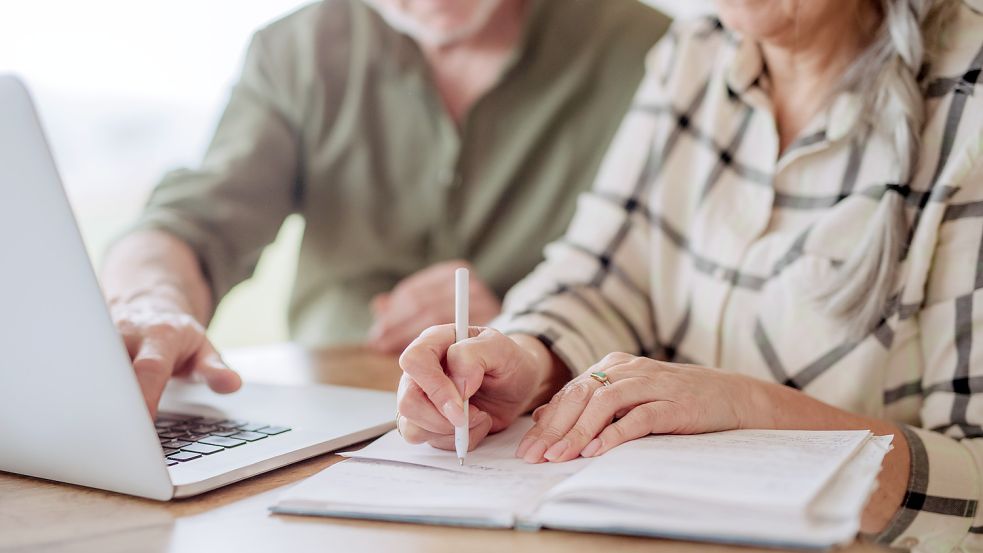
left=872, top=151, right=983, bottom=551
left=491, top=39, right=677, bottom=374
left=123, top=28, right=301, bottom=302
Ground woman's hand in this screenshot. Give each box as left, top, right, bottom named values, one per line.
left=516, top=353, right=761, bottom=463
left=396, top=325, right=568, bottom=451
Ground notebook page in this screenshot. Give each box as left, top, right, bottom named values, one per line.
left=543, top=429, right=871, bottom=511
left=272, top=458, right=566, bottom=527
left=342, top=416, right=591, bottom=476
left=531, top=434, right=892, bottom=549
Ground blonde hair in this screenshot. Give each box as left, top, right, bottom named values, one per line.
left=813, top=0, right=959, bottom=337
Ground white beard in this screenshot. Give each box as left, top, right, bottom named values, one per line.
left=362, top=0, right=503, bottom=47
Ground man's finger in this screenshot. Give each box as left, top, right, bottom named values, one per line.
left=132, top=337, right=180, bottom=418
left=192, top=342, right=242, bottom=394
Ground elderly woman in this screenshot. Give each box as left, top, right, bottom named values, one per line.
left=396, top=0, right=983, bottom=549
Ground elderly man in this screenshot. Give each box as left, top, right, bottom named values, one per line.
left=102, top=0, right=669, bottom=415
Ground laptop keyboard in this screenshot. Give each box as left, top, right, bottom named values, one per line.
left=155, top=412, right=291, bottom=466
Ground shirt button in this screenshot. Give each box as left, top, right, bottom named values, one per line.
left=900, top=537, right=919, bottom=548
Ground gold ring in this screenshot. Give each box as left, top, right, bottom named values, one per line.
left=589, top=371, right=611, bottom=386
left=395, top=409, right=403, bottom=437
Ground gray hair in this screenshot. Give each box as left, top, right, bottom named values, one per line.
left=813, top=0, right=959, bottom=338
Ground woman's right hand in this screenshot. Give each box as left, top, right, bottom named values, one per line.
left=396, top=325, right=567, bottom=451
left=109, top=291, right=241, bottom=418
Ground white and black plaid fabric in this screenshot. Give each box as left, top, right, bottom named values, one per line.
left=494, top=5, right=983, bottom=550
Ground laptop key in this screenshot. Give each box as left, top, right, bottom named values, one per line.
left=180, top=433, right=209, bottom=442
left=161, top=439, right=192, bottom=449
left=229, top=431, right=267, bottom=442
left=257, top=426, right=290, bottom=435
left=217, top=419, right=248, bottom=429
left=157, top=431, right=185, bottom=439
left=166, top=459, right=179, bottom=466
left=191, top=425, right=218, bottom=434
left=198, top=436, right=246, bottom=448
left=162, top=447, right=179, bottom=455
left=154, top=420, right=181, bottom=428
left=167, top=451, right=202, bottom=462
left=210, top=430, right=239, bottom=437
left=182, top=443, right=224, bottom=455
left=237, top=423, right=267, bottom=432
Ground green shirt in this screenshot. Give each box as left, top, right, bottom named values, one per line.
left=132, top=0, right=670, bottom=346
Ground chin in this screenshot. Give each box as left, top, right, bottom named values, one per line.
left=716, top=0, right=794, bottom=38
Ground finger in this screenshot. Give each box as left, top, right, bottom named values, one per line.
left=426, top=409, right=494, bottom=452
left=132, top=337, right=181, bottom=418
left=546, top=379, right=649, bottom=462
left=581, top=402, right=677, bottom=458
left=397, top=377, right=455, bottom=434
left=517, top=378, right=597, bottom=463
left=399, top=417, right=444, bottom=445
left=401, top=406, right=490, bottom=448
left=190, top=341, right=242, bottom=394
left=399, top=325, right=475, bottom=426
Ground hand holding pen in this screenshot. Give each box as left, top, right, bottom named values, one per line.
left=394, top=267, right=564, bottom=455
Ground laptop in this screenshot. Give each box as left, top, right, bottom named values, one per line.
left=0, top=75, right=396, bottom=500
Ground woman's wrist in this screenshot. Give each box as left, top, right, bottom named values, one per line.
left=510, top=334, right=570, bottom=413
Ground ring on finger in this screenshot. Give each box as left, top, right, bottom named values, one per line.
left=589, top=371, right=611, bottom=386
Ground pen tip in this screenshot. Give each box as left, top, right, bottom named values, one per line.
left=459, top=458, right=464, bottom=466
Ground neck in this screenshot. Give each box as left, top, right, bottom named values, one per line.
left=421, top=0, right=528, bottom=126
left=759, top=3, right=880, bottom=151
left=421, top=0, right=527, bottom=59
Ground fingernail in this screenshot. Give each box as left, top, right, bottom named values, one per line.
left=523, top=440, right=549, bottom=463
left=515, top=436, right=536, bottom=458
left=544, top=439, right=569, bottom=461
left=442, top=401, right=464, bottom=426
left=581, top=438, right=602, bottom=458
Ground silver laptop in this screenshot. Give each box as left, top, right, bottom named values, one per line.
left=0, top=75, right=396, bottom=500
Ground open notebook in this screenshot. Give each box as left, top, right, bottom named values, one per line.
left=272, top=418, right=892, bottom=549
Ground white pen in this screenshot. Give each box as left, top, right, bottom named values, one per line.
left=454, top=267, right=469, bottom=466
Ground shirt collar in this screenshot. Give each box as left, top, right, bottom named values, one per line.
left=825, top=91, right=863, bottom=142
left=725, top=32, right=863, bottom=144
left=725, top=33, right=764, bottom=95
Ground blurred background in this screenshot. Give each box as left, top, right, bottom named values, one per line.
left=0, top=0, right=713, bottom=349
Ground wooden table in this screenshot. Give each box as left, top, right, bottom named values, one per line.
left=0, top=344, right=888, bottom=553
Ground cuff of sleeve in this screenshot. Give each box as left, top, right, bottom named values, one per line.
left=490, top=311, right=598, bottom=377
left=118, top=211, right=239, bottom=303
left=868, top=425, right=978, bottom=551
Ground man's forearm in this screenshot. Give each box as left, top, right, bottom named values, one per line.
left=101, top=230, right=214, bottom=323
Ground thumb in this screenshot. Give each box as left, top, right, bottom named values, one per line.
left=191, top=341, right=242, bottom=394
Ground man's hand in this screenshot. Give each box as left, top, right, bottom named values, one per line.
left=109, top=290, right=241, bottom=418
left=367, top=261, right=501, bottom=354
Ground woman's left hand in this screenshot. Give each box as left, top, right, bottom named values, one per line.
left=515, top=352, right=765, bottom=463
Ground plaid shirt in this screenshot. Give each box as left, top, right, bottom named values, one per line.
left=495, top=5, right=983, bottom=550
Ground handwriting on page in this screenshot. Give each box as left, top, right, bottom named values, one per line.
left=546, top=429, right=870, bottom=510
